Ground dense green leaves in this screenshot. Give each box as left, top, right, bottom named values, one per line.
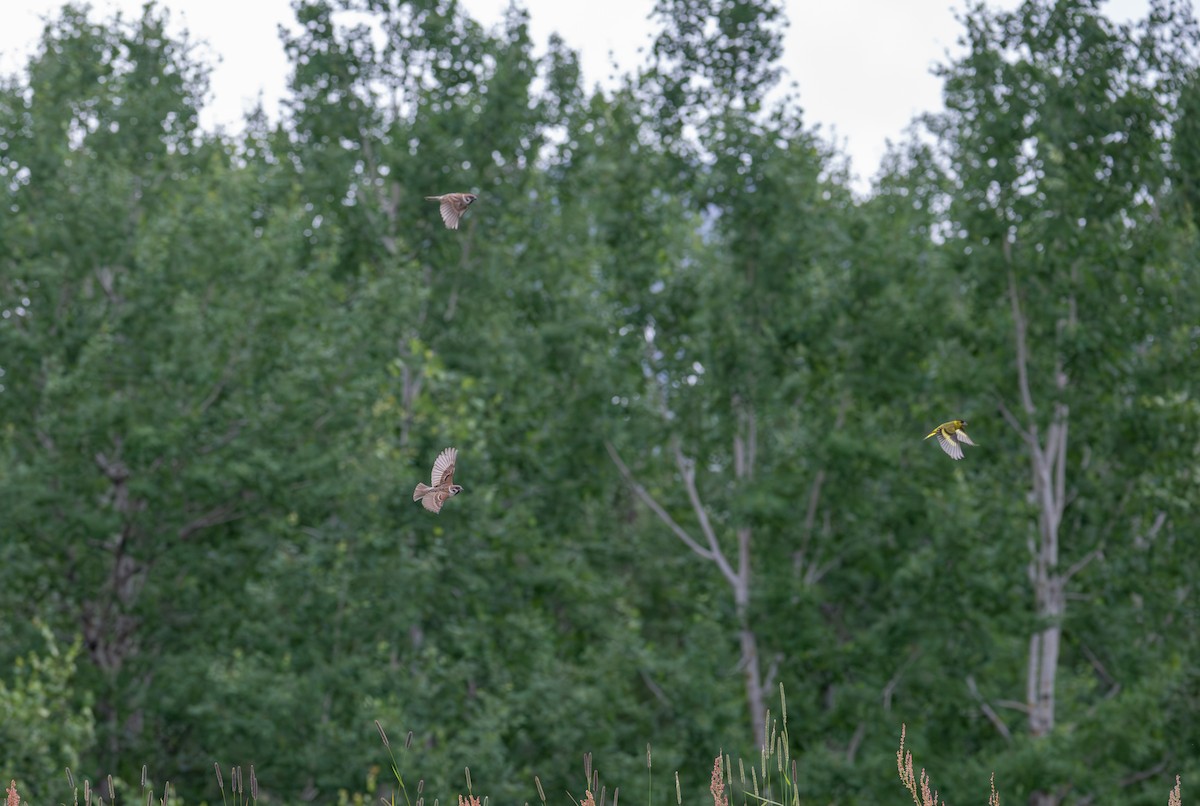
left=0, top=625, right=94, bottom=804
left=1, top=1, right=1197, bottom=804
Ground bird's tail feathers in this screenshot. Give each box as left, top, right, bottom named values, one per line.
left=424, top=196, right=439, bottom=201
left=413, top=483, right=431, bottom=501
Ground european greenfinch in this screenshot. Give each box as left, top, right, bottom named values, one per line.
left=925, top=420, right=976, bottom=460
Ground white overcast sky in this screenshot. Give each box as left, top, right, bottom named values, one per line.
left=0, top=0, right=1153, bottom=192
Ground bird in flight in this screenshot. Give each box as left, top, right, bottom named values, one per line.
left=425, top=193, right=478, bottom=229
left=413, top=447, right=464, bottom=513
left=925, top=419, right=977, bottom=460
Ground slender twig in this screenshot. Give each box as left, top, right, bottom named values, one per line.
left=1062, top=546, right=1102, bottom=582
left=639, top=670, right=671, bottom=707
left=178, top=499, right=251, bottom=540
left=605, top=440, right=713, bottom=561
left=671, top=437, right=738, bottom=589
left=1006, top=263, right=1036, bottom=417
left=1079, top=643, right=1118, bottom=692
left=1118, top=759, right=1171, bottom=788
left=845, top=722, right=866, bottom=764
left=995, top=396, right=1034, bottom=445
left=966, top=675, right=1012, bottom=742
left=882, top=647, right=921, bottom=711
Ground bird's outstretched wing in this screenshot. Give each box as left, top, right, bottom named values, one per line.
left=936, top=431, right=965, bottom=460
left=420, top=489, right=448, bottom=513
left=438, top=199, right=463, bottom=229
left=955, top=429, right=976, bottom=447
left=431, top=447, right=457, bottom=487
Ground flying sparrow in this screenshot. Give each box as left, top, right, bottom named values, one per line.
left=413, top=447, right=464, bottom=513
left=924, top=419, right=977, bottom=460
left=425, top=193, right=478, bottom=229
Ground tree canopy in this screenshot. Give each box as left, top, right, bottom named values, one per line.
left=1, top=1, right=1197, bottom=803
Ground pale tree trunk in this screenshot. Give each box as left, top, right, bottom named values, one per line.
left=607, top=396, right=771, bottom=748
left=732, top=399, right=767, bottom=744
left=1001, top=257, right=1100, bottom=806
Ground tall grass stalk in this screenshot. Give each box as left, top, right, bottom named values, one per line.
left=377, top=720, right=420, bottom=806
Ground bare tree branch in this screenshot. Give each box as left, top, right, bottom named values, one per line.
left=882, top=646, right=920, bottom=711
left=967, top=675, right=1012, bottom=742
left=672, top=438, right=739, bottom=589
left=1007, top=265, right=1037, bottom=417
left=1118, top=759, right=1171, bottom=788
left=762, top=651, right=783, bottom=696
left=1146, top=510, right=1167, bottom=540
left=1079, top=643, right=1119, bottom=695
left=802, top=468, right=826, bottom=539
left=178, top=498, right=252, bottom=540
left=1134, top=510, right=1167, bottom=548
left=845, top=722, right=866, bottom=765
left=1063, top=546, right=1102, bottom=582
left=605, top=440, right=714, bottom=561
left=198, top=348, right=241, bottom=415
left=996, top=396, right=1035, bottom=446
left=197, top=419, right=246, bottom=456
left=794, top=404, right=845, bottom=585
left=1052, top=414, right=1069, bottom=518
left=639, top=669, right=672, bottom=707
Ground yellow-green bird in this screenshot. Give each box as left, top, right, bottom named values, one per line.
left=925, top=419, right=977, bottom=460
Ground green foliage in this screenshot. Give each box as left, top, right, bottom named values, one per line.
left=0, top=0, right=1198, bottom=804
left=0, top=624, right=95, bottom=804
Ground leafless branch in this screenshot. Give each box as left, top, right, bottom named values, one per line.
left=605, top=440, right=714, bottom=561
left=845, top=722, right=866, bottom=765
left=639, top=669, right=671, bottom=707
left=882, top=647, right=921, bottom=711
left=199, top=354, right=237, bottom=415
left=197, top=419, right=246, bottom=456
left=801, top=555, right=842, bottom=587
left=1118, top=758, right=1171, bottom=788
left=1007, top=266, right=1036, bottom=417
left=793, top=408, right=837, bottom=585
left=1079, top=643, right=1117, bottom=691
left=1051, top=412, right=1069, bottom=518
left=1135, top=511, right=1167, bottom=547
left=672, top=438, right=738, bottom=589
left=995, top=396, right=1034, bottom=445
left=178, top=498, right=251, bottom=540
left=762, top=651, right=783, bottom=695
left=733, top=396, right=757, bottom=476
left=801, top=469, right=825, bottom=544
left=95, top=264, right=122, bottom=304
left=966, top=675, right=1012, bottom=742
left=36, top=429, right=56, bottom=452
left=94, top=451, right=130, bottom=483
left=1063, top=546, right=1102, bottom=582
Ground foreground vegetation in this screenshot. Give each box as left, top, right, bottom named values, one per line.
left=1, top=695, right=1190, bottom=805
left=2, top=0, right=1198, bottom=802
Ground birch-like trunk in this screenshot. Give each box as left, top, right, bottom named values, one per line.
left=607, top=397, right=768, bottom=749
left=1024, top=403, right=1068, bottom=739
left=1003, top=259, right=1097, bottom=806
left=732, top=401, right=766, bottom=746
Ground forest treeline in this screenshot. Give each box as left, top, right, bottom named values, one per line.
left=1, top=0, right=1198, bottom=803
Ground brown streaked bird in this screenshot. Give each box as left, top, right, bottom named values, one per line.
left=425, top=193, right=478, bottom=230
left=413, top=447, right=464, bottom=513
left=924, top=419, right=977, bottom=461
